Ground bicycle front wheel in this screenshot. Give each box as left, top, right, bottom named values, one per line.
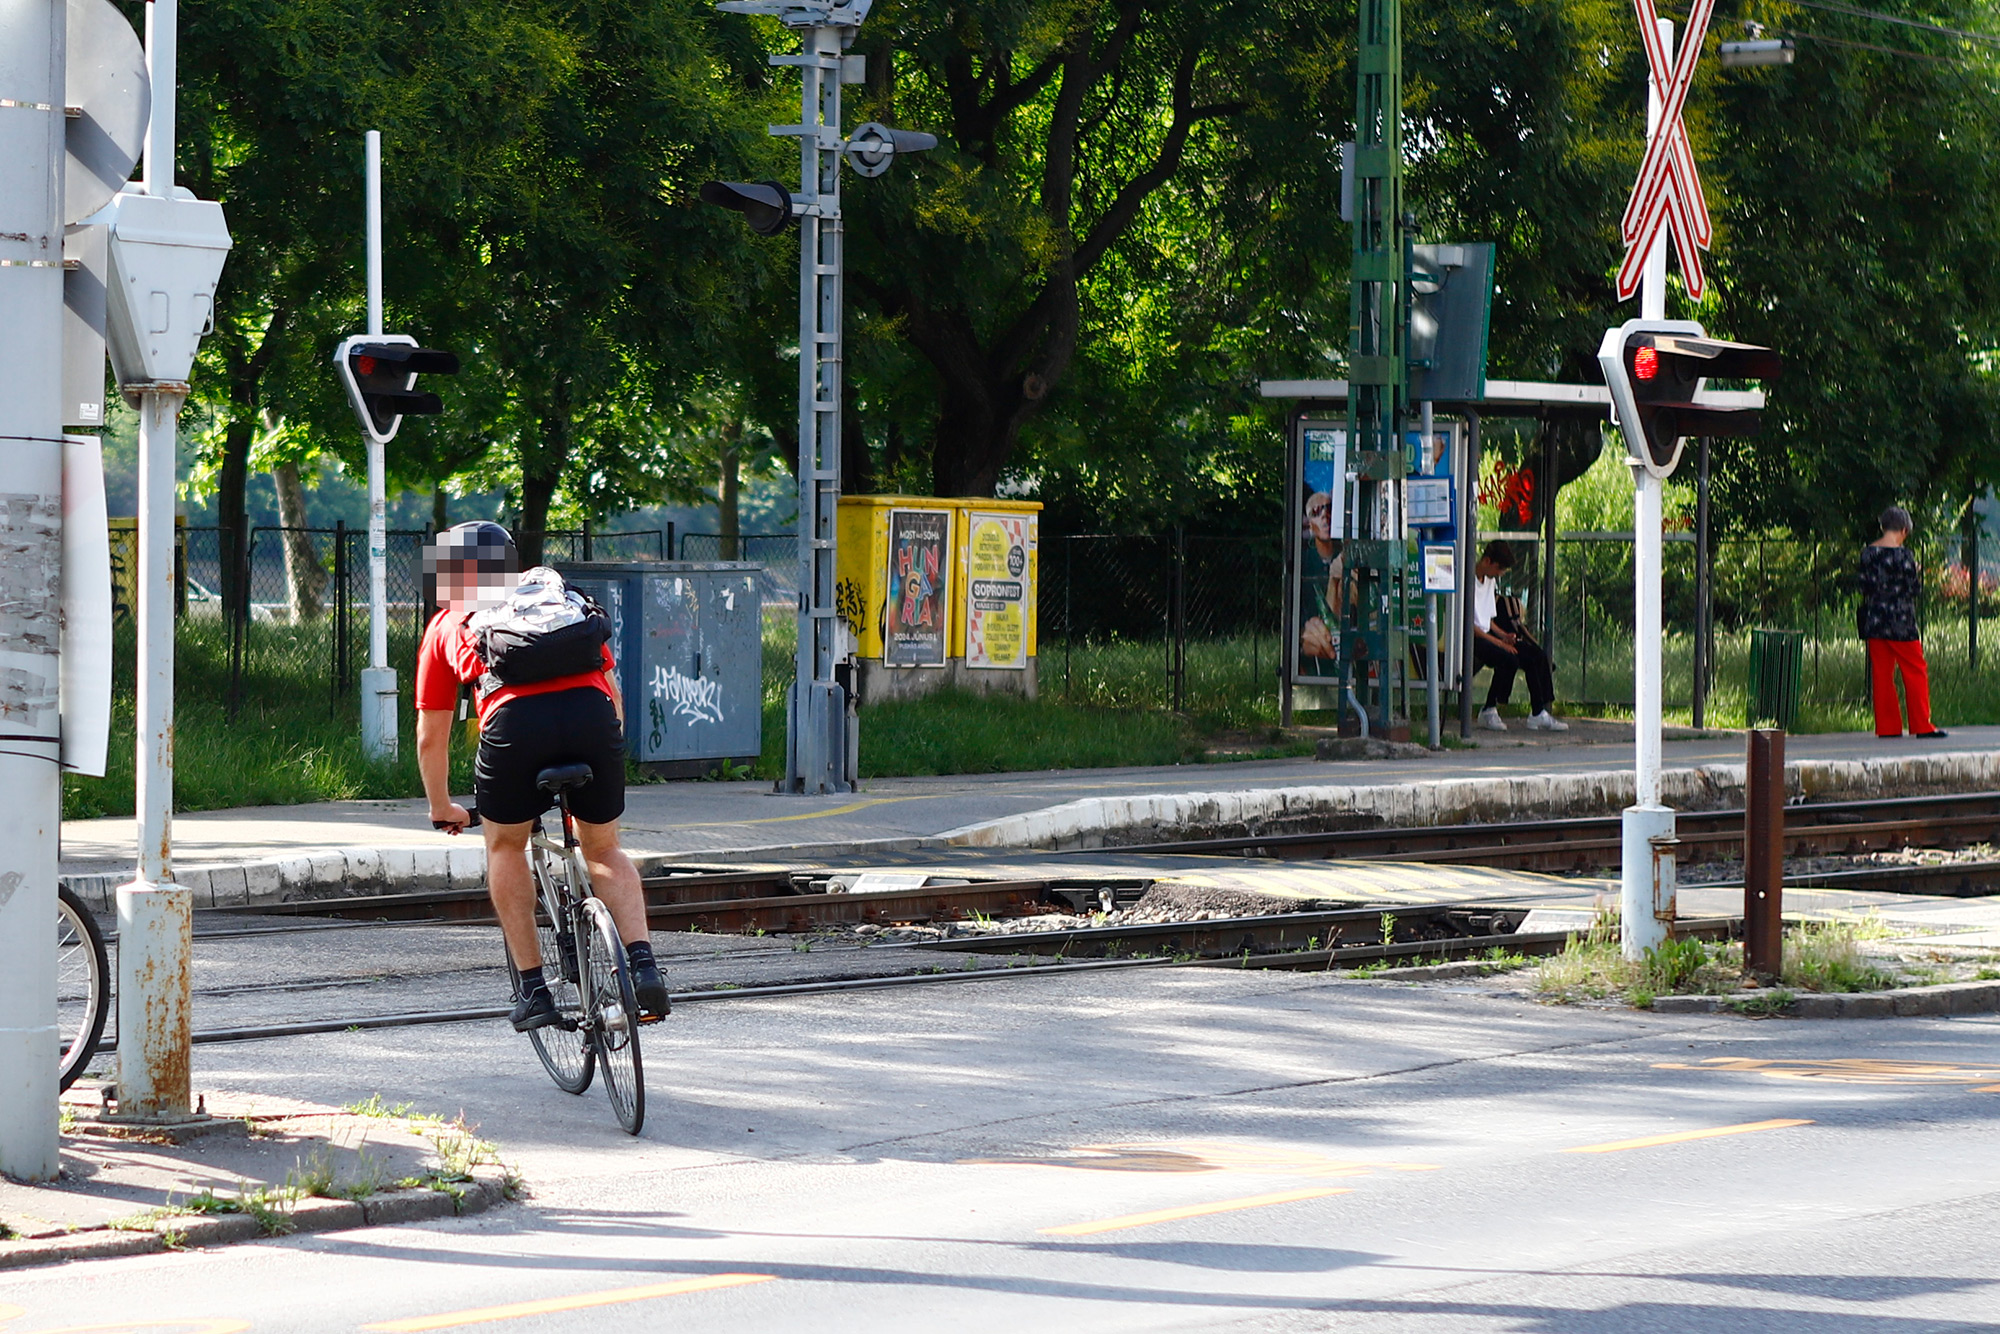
left=581, top=898, right=644, bottom=1135
left=57, top=887, right=110, bottom=1093
left=513, top=855, right=592, bottom=1095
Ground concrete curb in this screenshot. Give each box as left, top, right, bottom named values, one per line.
left=0, top=1168, right=512, bottom=1272
left=1650, top=978, right=2000, bottom=1018
left=936, top=750, right=2000, bottom=851
left=58, top=749, right=2000, bottom=908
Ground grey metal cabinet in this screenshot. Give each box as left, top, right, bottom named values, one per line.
left=552, top=561, right=763, bottom=774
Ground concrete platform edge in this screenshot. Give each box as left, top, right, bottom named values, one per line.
left=937, top=749, right=2000, bottom=852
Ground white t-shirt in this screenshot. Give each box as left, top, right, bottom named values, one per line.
left=1474, top=575, right=1498, bottom=633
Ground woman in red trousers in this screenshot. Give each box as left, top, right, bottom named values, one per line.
left=1857, top=506, right=1947, bottom=739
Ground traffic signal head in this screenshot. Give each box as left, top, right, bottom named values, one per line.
left=699, top=180, right=794, bottom=235
left=1597, top=319, right=1782, bottom=478
left=335, top=334, right=460, bottom=446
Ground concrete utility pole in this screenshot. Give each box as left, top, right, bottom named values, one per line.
left=358, top=129, right=396, bottom=761
left=0, top=0, right=69, bottom=1183
left=1621, top=16, right=1677, bottom=959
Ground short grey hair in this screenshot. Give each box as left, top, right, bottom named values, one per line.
left=1879, top=506, right=1912, bottom=533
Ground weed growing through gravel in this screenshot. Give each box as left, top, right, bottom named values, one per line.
left=1782, top=921, right=1898, bottom=993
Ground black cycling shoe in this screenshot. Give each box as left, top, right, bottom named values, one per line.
left=510, top=989, right=563, bottom=1032
left=631, top=963, right=671, bottom=1018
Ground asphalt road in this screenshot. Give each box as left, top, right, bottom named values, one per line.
left=9, top=968, right=2000, bottom=1332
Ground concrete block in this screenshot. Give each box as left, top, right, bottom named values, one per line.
left=1949, top=981, right=2000, bottom=1015
left=446, top=845, right=488, bottom=892
left=287, top=1197, right=366, bottom=1233
left=307, top=852, right=349, bottom=897
left=275, top=856, right=317, bottom=901
left=244, top=859, right=283, bottom=905
left=344, top=846, right=384, bottom=892
left=0, top=1230, right=163, bottom=1270
left=407, top=847, right=452, bottom=891
left=173, top=867, right=215, bottom=909
left=156, top=1212, right=263, bottom=1246
left=1791, top=994, right=1841, bottom=1019
left=380, top=846, right=417, bottom=886
left=361, top=1188, right=460, bottom=1227
left=1839, top=993, right=1896, bottom=1018
left=205, top=864, right=250, bottom=909
left=1649, top=995, right=1718, bottom=1014
left=1894, top=987, right=1952, bottom=1018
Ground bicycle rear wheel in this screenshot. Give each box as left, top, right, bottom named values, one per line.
left=513, top=853, right=592, bottom=1095
left=581, top=898, right=644, bottom=1135
left=57, top=888, right=109, bottom=1093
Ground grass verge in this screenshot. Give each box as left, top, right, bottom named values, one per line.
left=1533, top=914, right=1900, bottom=1008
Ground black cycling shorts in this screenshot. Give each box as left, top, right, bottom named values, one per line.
left=475, top=687, right=627, bottom=827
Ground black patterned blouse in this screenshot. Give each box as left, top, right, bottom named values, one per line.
left=1857, top=544, right=1921, bottom=642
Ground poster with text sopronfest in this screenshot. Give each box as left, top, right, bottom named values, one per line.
left=965, top=511, right=1033, bottom=669
left=1295, top=425, right=1347, bottom=680
left=884, top=509, right=951, bottom=666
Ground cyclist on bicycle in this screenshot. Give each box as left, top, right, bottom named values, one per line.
left=413, top=521, right=669, bottom=1030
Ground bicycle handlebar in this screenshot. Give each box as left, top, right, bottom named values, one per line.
left=432, top=807, right=482, bottom=832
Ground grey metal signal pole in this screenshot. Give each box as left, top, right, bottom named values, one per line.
left=720, top=0, right=870, bottom=794
left=0, top=0, right=68, bottom=1182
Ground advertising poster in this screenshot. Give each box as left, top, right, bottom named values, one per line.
left=884, top=509, right=950, bottom=667
left=1296, top=425, right=1347, bottom=679
left=965, top=511, right=1031, bottom=669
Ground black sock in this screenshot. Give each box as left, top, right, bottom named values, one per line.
left=518, top=966, right=548, bottom=998
left=625, top=940, right=657, bottom=972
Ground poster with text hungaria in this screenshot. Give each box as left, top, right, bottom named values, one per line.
left=965, top=511, right=1032, bottom=669
left=884, top=508, right=950, bottom=667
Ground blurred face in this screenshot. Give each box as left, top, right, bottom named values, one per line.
left=432, top=556, right=518, bottom=610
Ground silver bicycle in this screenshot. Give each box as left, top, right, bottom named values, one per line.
left=499, top=763, right=648, bottom=1135
left=58, top=886, right=110, bottom=1092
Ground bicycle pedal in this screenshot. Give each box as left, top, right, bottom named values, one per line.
left=637, top=1013, right=667, bottom=1026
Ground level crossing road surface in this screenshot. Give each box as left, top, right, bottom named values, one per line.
left=56, top=725, right=2000, bottom=877
left=9, top=967, right=1998, bottom=1331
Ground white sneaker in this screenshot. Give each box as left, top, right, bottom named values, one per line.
left=1478, top=707, right=1507, bottom=732
left=1526, top=710, right=1570, bottom=732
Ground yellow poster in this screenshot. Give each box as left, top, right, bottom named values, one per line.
left=965, top=513, right=1029, bottom=669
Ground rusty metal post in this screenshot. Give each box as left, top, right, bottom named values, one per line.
left=1744, top=727, right=1785, bottom=979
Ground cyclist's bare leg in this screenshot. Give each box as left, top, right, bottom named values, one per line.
left=483, top=817, right=542, bottom=970
left=574, top=818, right=647, bottom=945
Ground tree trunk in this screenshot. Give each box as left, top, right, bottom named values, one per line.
left=719, top=422, right=741, bottom=561
left=271, top=460, right=326, bottom=621
left=216, top=417, right=254, bottom=621
left=432, top=486, right=448, bottom=531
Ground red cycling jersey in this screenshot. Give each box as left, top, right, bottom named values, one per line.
left=413, top=606, right=616, bottom=728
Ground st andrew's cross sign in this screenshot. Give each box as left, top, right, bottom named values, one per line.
left=1616, top=0, right=1717, bottom=301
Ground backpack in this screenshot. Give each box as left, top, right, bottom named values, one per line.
left=465, top=566, right=612, bottom=688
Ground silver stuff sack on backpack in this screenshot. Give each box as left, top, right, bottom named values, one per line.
left=467, top=566, right=613, bottom=688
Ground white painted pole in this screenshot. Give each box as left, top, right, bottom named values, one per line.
left=1622, top=17, right=1677, bottom=959
left=117, top=0, right=201, bottom=1121
left=0, top=0, right=68, bottom=1182
left=359, top=130, right=397, bottom=760
left=1421, top=400, right=1441, bottom=749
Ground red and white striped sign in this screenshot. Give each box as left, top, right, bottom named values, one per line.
left=1616, top=0, right=1717, bottom=301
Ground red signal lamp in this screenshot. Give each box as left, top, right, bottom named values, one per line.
left=355, top=354, right=377, bottom=376
left=1633, top=345, right=1659, bottom=381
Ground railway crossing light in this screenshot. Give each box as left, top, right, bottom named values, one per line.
left=699, top=180, right=796, bottom=235
left=335, top=333, right=460, bottom=446
left=1598, top=319, right=1782, bottom=479
left=843, top=123, right=936, bottom=178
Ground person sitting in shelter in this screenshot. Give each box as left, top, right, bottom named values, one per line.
left=1472, top=540, right=1567, bottom=732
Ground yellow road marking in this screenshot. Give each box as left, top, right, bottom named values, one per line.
left=1657, top=1056, right=2000, bottom=1088
left=0, top=1307, right=21, bottom=1326
left=1039, top=1187, right=1352, bottom=1236
left=363, top=1275, right=777, bottom=1331
left=1565, top=1118, right=1812, bottom=1154
left=965, top=1141, right=1438, bottom=1179
left=28, top=1325, right=250, bottom=1334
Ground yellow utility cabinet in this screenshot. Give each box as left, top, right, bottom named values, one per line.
left=835, top=495, right=1039, bottom=703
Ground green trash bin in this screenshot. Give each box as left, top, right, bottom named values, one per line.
left=1747, top=628, right=1805, bottom=730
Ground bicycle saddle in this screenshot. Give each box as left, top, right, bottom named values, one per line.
left=536, top=762, right=595, bottom=794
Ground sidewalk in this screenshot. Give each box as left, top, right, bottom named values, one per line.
left=60, top=725, right=2000, bottom=889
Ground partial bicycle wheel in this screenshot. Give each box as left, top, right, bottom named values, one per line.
left=580, top=897, right=644, bottom=1135
left=511, top=852, right=592, bottom=1095
left=57, top=888, right=109, bottom=1093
